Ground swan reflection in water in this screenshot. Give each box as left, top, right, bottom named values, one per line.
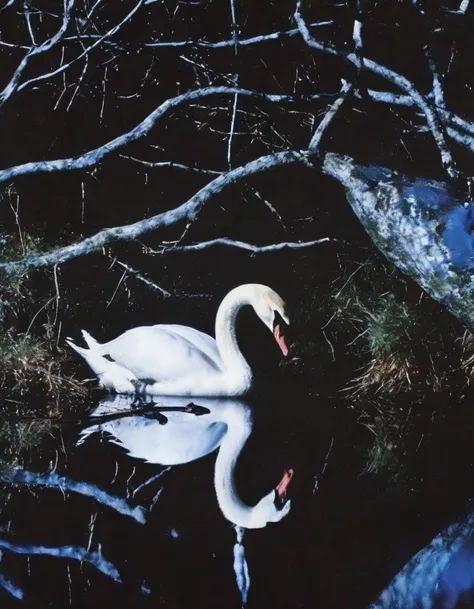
left=78, top=395, right=293, bottom=606
left=78, top=394, right=294, bottom=530
left=371, top=507, right=474, bottom=609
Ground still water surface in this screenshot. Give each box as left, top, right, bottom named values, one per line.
left=0, top=391, right=474, bottom=608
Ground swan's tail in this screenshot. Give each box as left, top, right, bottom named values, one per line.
left=66, top=337, right=138, bottom=393
left=65, top=337, right=88, bottom=358
left=81, top=329, right=100, bottom=350
left=65, top=337, right=109, bottom=379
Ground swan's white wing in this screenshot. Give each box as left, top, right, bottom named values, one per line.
left=155, top=324, right=222, bottom=368
left=100, top=326, right=223, bottom=382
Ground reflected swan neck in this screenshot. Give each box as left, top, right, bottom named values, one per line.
left=213, top=406, right=255, bottom=528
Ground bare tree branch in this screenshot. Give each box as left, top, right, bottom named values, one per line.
left=146, top=236, right=335, bottom=255
left=119, top=154, right=223, bottom=175
left=0, top=150, right=307, bottom=276
left=309, top=80, right=353, bottom=152
left=357, top=89, right=474, bottom=152
left=145, top=22, right=333, bottom=49
left=228, top=89, right=239, bottom=168
left=0, top=0, right=76, bottom=105
left=294, top=0, right=459, bottom=178
left=17, top=0, right=144, bottom=95
left=24, top=1, right=37, bottom=46
left=0, top=87, right=326, bottom=185
left=111, top=258, right=172, bottom=297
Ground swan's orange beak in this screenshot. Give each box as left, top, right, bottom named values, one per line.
left=275, top=468, right=294, bottom=501
left=273, top=324, right=289, bottom=356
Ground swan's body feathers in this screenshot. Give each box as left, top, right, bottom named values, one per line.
left=67, top=284, right=289, bottom=397
left=98, top=326, right=223, bottom=380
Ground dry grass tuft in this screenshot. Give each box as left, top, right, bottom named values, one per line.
left=326, top=258, right=449, bottom=398
left=0, top=232, right=89, bottom=412
left=0, top=331, right=89, bottom=411
left=0, top=418, right=55, bottom=464
left=343, top=297, right=420, bottom=396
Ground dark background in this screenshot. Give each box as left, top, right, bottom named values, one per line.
left=1, top=2, right=474, bottom=608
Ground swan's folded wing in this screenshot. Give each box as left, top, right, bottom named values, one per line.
left=102, top=326, right=223, bottom=382
left=156, top=324, right=223, bottom=369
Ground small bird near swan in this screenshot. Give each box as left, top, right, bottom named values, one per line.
left=66, top=283, right=290, bottom=397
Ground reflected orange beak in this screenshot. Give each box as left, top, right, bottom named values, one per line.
left=273, top=324, right=289, bottom=356
left=276, top=468, right=294, bottom=501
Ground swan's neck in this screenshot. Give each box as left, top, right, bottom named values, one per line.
left=215, top=291, right=252, bottom=387
left=214, top=409, right=259, bottom=529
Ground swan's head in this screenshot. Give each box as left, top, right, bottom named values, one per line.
left=250, top=285, right=290, bottom=356
left=247, top=468, right=294, bottom=529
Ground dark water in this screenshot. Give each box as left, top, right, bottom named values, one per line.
left=1, top=391, right=474, bottom=609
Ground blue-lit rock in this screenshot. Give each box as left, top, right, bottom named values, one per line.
left=322, top=153, right=474, bottom=329
left=369, top=509, right=474, bottom=609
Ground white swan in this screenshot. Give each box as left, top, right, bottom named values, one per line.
left=78, top=395, right=294, bottom=529
left=66, top=283, right=290, bottom=397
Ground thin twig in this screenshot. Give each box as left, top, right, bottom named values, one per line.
left=106, top=269, right=127, bottom=308
left=313, top=436, right=334, bottom=493
left=309, top=81, right=353, bottom=151
left=52, top=263, right=60, bottom=327
left=25, top=296, right=55, bottom=335
left=119, top=155, right=222, bottom=175
left=146, top=237, right=334, bottom=255
left=228, top=89, right=239, bottom=169
left=248, top=186, right=287, bottom=231
left=66, top=55, right=89, bottom=111
left=229, top=0, right=238, bottom=56
left=112, top=259, right=171, bottom=298
left=145, top=21, right=333, bottom=48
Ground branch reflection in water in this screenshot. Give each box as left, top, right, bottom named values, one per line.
left=0, top=467, right=146, bottom=523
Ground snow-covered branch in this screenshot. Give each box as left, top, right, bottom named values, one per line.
left=0, top=150, right=307, bottom=276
